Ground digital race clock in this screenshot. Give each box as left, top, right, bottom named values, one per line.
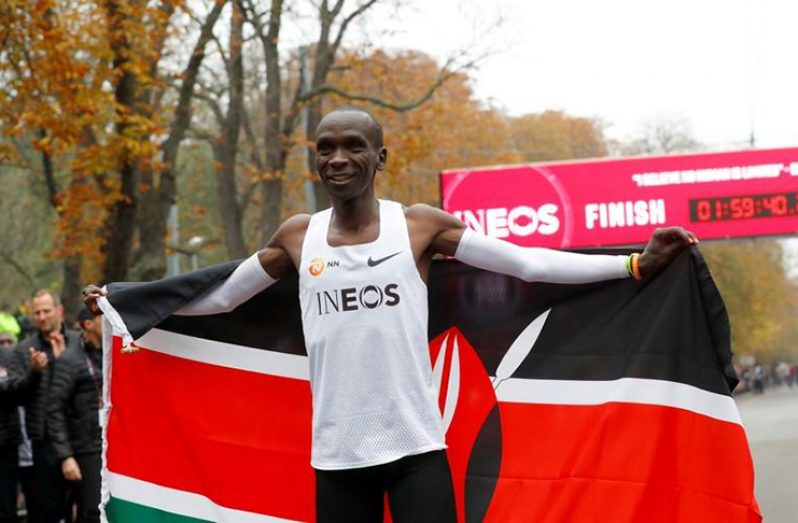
left=689, top=192, right=798, bottom=222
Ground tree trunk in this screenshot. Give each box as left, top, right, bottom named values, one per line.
left=61, top=255, right=83, bottom=323
left=102, top=0, right=140, bottom=283
left=306, top=100, right=330, bottom=210
left=214, top=2, right=247, bottom=259
left=131, top=1, right=226, bottom=279
left=259, top=0, right=284, bottom=244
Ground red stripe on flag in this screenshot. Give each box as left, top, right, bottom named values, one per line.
left=106, top=337, right=315, bottom=521
left=485, top=401, right=760, bottom=522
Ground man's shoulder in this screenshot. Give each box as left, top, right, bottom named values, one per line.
left=64, top=329, right=81, bottom=348
left=404, top=203, right=441, bottom=219
left=404, top=203, right=462, bottom=229
left=283, top=213, right=313, bottom=228
left=276, top=214, right=312, bottom=238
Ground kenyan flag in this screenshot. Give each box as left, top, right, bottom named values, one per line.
left=99, top=249, right=760, bottom=522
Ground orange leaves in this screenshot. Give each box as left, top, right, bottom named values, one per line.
left=0, top=0, right=175, bottom=275
left=508, top=111, right=608, bottom=163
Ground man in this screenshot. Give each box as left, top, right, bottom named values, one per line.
left=86, top=107, right=697, bottom=523
left=1, top=329, right=48, bottom=523
left=0, top=306, right=20, bottom=342
left=47, top=306, right=103, bottom=523
left=13, top=290, right=81, bottom=523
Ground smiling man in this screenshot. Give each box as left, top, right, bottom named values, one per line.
left=86, top=106, right=697, bottom=523
left=13, top=290, right=81, bottom=523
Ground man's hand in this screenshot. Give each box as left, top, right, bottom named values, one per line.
left=62, top=456, right=82, bottom=481
left=638, top=226, right=698, bottom=279
left=49, top=332, right=66, bottom=359
left=29, top=348, right=48, bottom=372
left=82, top=284, right=106, bottom=315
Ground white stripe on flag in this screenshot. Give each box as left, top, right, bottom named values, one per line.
left=134, top=329, right=309, bottom=380
left=495, top=377, right=742, bottom=425
left=108, top=472, right=301, bottom=522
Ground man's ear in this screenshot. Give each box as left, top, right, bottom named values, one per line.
left=377, top=147, right=388, bottom=171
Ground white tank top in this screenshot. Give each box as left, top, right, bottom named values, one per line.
left=298, top=199, right=446, bottom=470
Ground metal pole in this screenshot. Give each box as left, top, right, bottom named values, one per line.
left=166, top=204, right=180, bottom=276
left=300, top=46, right=317, bottom=213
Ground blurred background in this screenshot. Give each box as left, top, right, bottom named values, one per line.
left=1, top=0, right=796, bottom=367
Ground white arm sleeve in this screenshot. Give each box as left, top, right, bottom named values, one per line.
left=454, top=228, right=629, bottom=284
left=176, top=252, right=278, bottom=316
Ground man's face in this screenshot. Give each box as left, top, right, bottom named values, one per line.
left=32, top=294, right=62, bottom=336
left=314, top=111, right=387, bottom=202
left=0, top=333, right=15, bottom=352
left=80, top=316, right=102, bottom=343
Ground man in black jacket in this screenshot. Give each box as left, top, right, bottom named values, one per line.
left=12, top=290, right=80, bottom=523
left=0, top=330, right=48, bottom=523
left=48, top=306, right=103, bottom=523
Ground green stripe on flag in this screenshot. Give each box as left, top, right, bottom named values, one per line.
left=107, top=496, right=212, bottom=523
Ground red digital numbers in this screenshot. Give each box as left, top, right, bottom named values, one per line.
left=689, top=192, right=798, bottom=222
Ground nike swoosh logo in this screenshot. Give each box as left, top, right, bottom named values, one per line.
left=367, top=252, right=401, bottom=267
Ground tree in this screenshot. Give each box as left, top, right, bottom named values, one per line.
left=614, top=117, right=700, bottom=157
left=507, top=111, right=608, bottom=162
left=702, top=239, right=798, bottom=363
left=325, top=49, right=521, bottom=205
left=0, top=0, right=227, bottom=298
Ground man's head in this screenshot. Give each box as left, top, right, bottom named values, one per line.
left=0, top=331, right=15, bottom=351
left=314, top=107, right=387, bottom=201
left=77, top=305, right=102, bottom=347
left=31, top=289, right=63, bottom=337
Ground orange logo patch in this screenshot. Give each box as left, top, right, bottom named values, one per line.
left=308, top=257, right=325, bottom=277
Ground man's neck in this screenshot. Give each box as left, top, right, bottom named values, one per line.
left=330, top=193, right=379, bottom=234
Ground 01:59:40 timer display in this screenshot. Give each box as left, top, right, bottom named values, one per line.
left=689, top=192, right=798, bottom=222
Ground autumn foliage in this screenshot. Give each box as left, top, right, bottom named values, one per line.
left=0, top=0, right=181, bottom=282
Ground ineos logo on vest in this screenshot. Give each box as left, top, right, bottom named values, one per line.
left=315, top=283, right=400, bottom=315
left=308, top=256, right=341, bottom=277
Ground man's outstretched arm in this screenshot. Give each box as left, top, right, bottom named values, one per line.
left=83, top=214, right=309, bottom=315
left=412, top=205, right=697, bottom=283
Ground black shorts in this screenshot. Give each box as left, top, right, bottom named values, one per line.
left=315, top=450, right=457, bottom=523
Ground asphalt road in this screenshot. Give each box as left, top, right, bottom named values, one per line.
left=736, top=385, right=798, bottom=522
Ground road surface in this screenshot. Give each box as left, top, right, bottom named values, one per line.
left=737, top=385, right=798, bottom=522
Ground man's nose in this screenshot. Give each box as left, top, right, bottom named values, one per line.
left=329, top=148, right=349, bottom=166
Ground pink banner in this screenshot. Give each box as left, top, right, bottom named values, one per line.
left=441, top=148, right=798, bottom=248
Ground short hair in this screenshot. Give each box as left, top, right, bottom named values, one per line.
left=32, top=289, right=61, bottom=306
left=76, top=304, right=98, bottom=322
left=325, top=106, right=384, bottom=149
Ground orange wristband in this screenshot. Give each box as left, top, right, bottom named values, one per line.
left=631, top=253, right=642, bottom=281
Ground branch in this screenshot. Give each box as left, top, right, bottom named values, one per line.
left=300, top=58, right=462, bottom=112
left=160, top=0, right=226, bottom=166
left=36, top=129, right=59, bottom=209
left=192, top=86, right=226, bottom=127
left=241, top=109, right=265, bottom=171
left=0, top=251, right=36, bottom=289
left=330, top=0, right=379, bottom=58
left=239, top=172, right=259, bottom=211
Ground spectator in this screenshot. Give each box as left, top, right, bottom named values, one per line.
left=0, top=330, right=47, bottom=523
left=48, top=306, right=103, bottom=523
left=0, top=305, right=20, bottom=341
left=13, top=302, right=34, bottom=341
left=753, top=364, right=765, bottom=394
left=12, top=290, right=80, bottom=523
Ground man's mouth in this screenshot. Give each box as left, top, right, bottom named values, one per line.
left=326, top=173, right=356, bottom=185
